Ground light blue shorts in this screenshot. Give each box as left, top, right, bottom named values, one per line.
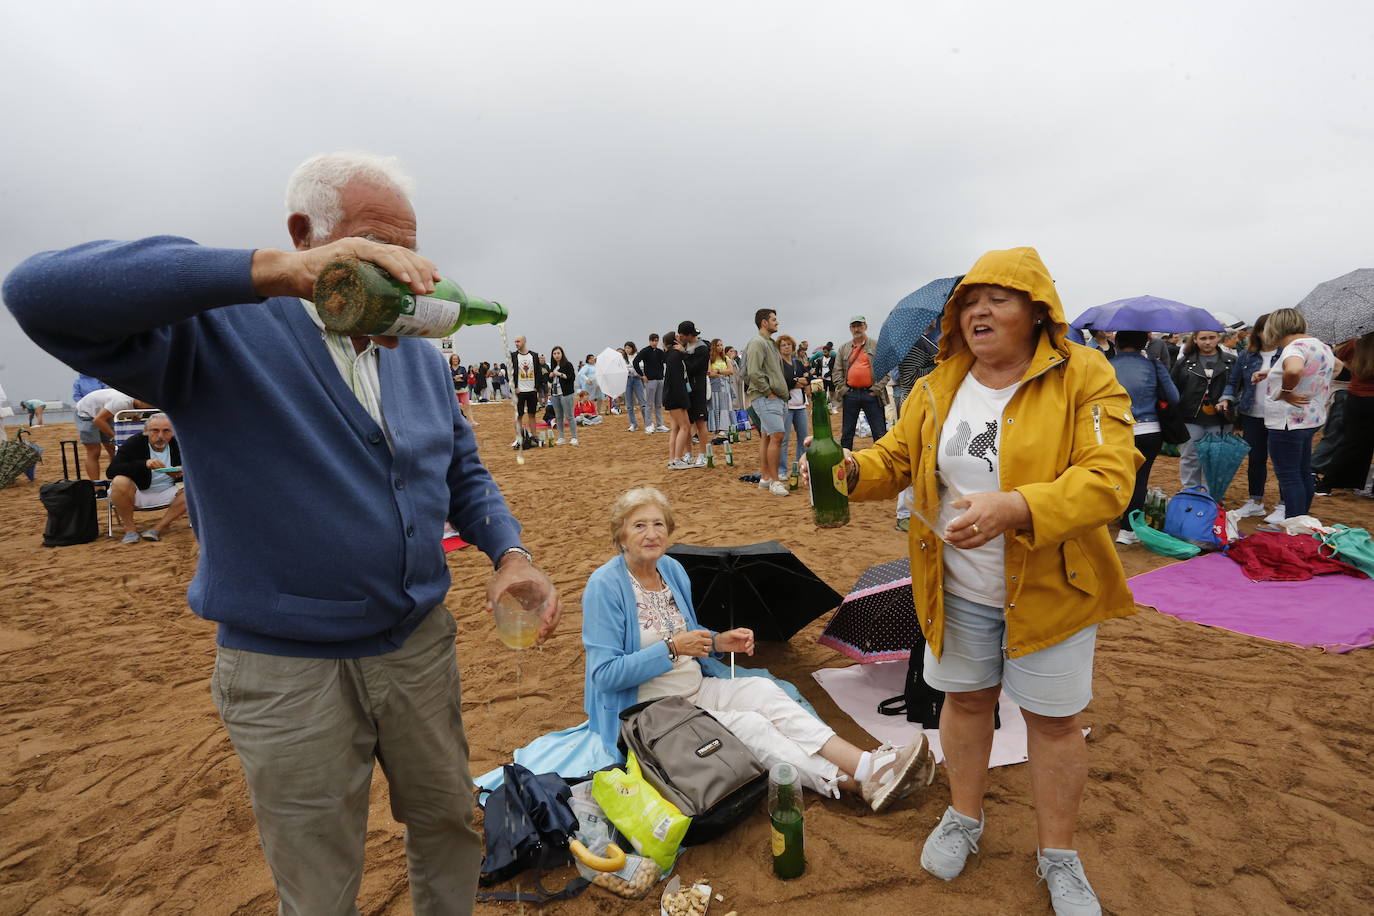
left=751, top=396, right=787, bottom=435
left=923, top=591, right=1097, bottom=718
left=76, top=414, right=112, bottom=445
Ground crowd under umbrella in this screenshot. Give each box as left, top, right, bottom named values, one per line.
left=871, top=275, right=962, bottom=380
left=1071, top=295, right=1226, bottom=334
left=665, top=541, right=843, bottom=665
left=818, top=557, right=920, bottom=664
left=1295, top=268, right=1374, bottom=345
left=1197, top=433, right=1251, bottom=503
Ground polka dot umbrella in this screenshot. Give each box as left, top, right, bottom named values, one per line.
left=818, top=558, right=919, bottom=663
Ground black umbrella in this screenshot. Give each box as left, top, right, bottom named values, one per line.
left=666, top=541, right=843, bottom=643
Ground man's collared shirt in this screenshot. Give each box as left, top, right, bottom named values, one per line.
left=301, top=300, right=392, bottom=448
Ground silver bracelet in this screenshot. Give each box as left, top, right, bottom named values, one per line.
left=496, top=546, right=533, bottom=569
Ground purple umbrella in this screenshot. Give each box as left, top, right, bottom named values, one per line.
left=1072, top=295, right=1226, bottom=334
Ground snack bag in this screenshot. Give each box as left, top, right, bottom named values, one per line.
left=592, top=751, right=690, bottom=872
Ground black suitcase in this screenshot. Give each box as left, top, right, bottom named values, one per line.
left=39, top=479, right=98, bottom=546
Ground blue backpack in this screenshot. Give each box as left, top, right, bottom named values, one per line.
left=1163, top=486, right=1228, bottom=552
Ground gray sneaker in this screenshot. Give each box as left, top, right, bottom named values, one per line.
left=920, top=806, right=984, bottom=880
left=120, top=531, right=142, bottom=545
left=1036, top=849, right=1101, bottom=915
left=140, top=529, right=161, bottom=542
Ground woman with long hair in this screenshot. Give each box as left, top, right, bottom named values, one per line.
left=661, top=331, right=692, bottom=469
left=547, top=346, right=578, bottom=445
left=776, top=334, right=810, bottom=480
left=707, top=338, right=735, bottom=436
left=1219, top=314, right=1275, bottom=517
left=1254, top=308, right=1337, bottom=520
left=623, top=341, right=648, bottom=432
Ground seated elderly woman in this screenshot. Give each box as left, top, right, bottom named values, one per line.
left=582, top=486, right=933, bottom=810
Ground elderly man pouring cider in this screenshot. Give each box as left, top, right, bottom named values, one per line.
left=806, top=247, right=1139, bottom=916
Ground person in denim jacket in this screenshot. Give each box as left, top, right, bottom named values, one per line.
left=1108, top=332, right=1180, bottom=544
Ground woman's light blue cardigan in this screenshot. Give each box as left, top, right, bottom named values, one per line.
left=581, top=553, right=720, bottom=755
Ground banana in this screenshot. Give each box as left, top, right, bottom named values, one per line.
left=569, top=839, right=627, bottom=873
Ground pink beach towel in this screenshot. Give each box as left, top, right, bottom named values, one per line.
left=1128, top=552, right=1374, bottom=653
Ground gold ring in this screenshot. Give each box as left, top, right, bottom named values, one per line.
left=971, top=523, right=981, bottom=535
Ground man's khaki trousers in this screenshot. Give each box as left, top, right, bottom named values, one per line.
left=212, top=606, right=481, bottom=916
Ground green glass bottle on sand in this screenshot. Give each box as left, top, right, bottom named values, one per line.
left=768, top=763, right=805, bottom=879
left=806, top=388, right=849, bottom=528
left=312, top=258, right=507, bottom=338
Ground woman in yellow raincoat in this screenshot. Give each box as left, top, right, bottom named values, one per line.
left=834, top=247, right=1139, bottom=915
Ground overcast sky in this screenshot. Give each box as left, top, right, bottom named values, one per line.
left=2, top=0, right=1371, bottom=401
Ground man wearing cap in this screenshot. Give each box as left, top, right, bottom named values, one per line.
left=678, top=320, right=711, bottom=468
left=832, top=315, right=889, bottom=451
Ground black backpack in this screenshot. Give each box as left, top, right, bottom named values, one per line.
left=475, top=764, right=589, bottom=904
left=618, top=696, right=768, bottom=846
left=878, top=633, right=1000, bottom=730
left=39, top=480, right=98, bottom=547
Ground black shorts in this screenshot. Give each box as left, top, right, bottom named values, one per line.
left=687, top=386, right=708, bottom=423
left=517, top=391, right=538, bottom=416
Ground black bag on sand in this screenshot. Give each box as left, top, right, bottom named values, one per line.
left=619, top=695, right=767, bottom=846
left=879, top=632, right=1000, bottom=731
left=40, top=479, right=98, bottom=547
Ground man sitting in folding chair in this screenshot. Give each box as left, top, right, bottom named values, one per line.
left=107, top=412, right=187, bottom=543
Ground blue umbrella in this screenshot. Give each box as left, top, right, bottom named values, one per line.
left=872, top=276, right=962, bottom=379
left=1197, top=433, right=1251, bottom=502
left=1072, top=295, right=1225, bottom=334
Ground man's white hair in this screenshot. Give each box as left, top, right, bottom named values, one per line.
left=285, top=152, right=417, bottom=242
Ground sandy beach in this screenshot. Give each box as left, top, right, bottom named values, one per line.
left=2, top=403, right=1372, bottom=915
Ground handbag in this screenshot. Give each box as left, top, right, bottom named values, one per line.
left=1157, top=400, right=1190, bottom=445
left=1319, top=525, right=1374, bottom=578
left=618, top=695, right=766, bottom=845
left=1130, top=510, right=1201, bottom=560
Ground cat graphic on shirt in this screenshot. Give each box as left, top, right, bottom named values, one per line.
left=947, top=419, right=999, bottom=473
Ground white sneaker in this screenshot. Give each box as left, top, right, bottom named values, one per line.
left=510, top=437, right=522, bottom=448
left=1115, top=529, right=1139, bottom=545
left=668, top=458, right=691, bottom=470
left=628, top=426, right=638, bottom=432
left=611, top=407, right=620, bottom=414
left=1264, top=505, right=1287, bottom=524
left=645, top=427, right=655, bottom=435
left=570, top=437, right=579, bottom=446
left=759, top=478, right=771, bottom=489
left=1236, top=500, right=1267, bottom=518
left=860, top=736, right=935, bottom=813
left=554, top=437, right=565, bottom=446
left=693, top=454, right=707, bottom=468
left=769, top=480, right=790, bottom=497
left=656, top=425, right=669, bottom=432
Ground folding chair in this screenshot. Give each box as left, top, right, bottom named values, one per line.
left=100, top=409, right=178, bottom=537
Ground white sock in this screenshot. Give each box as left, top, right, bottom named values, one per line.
left=855, top=751, right=874, bottom=783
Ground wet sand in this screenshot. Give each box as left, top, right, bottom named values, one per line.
left=2, top=405, right=1372, bottom=914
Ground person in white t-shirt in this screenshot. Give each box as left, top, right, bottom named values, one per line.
left=74, top=387, right=153, bottom=480
left=508, top=336, right=545, bottom=449
left=814, top=247, right=1139, bottom=915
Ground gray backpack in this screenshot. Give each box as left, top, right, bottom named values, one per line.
left=618, top=695, right=767, bottom=845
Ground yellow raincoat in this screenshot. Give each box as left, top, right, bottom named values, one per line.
left=851, top=247, right=1141, bottom=660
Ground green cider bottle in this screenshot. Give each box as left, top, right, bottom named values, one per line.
left=788, top=462, right=800, bottom=491
left=806, top=388, right=849, bottom=528
left=312, top=258, right=508, bottom=338
left=724, top=439, right=735, bottom=466
left=768, top=763, right=805, bottom=879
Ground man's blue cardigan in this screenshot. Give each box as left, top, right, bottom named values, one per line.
left=4, top=236, right=523, bottom=657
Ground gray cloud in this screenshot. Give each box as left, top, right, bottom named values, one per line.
left=3, top=0, right=1371, bottom=400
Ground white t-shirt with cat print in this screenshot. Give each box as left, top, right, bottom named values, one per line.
left=937, top=374, right=1022, bottom=607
